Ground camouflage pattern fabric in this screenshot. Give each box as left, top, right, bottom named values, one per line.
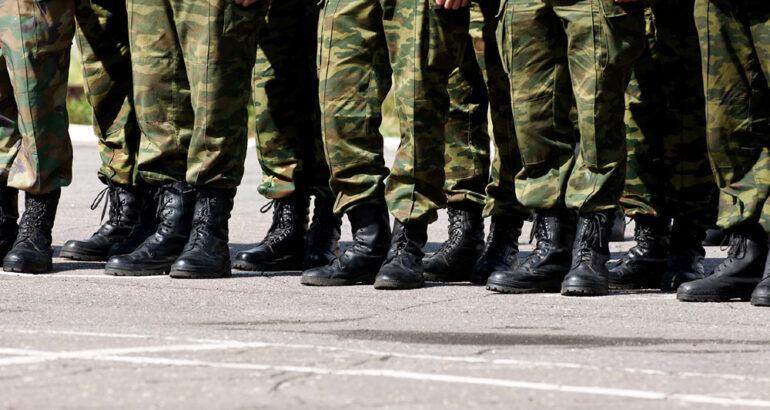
left=620, top=0, right=717, bottom=229
left=695, top=0, right=770, bottom=232
left=498, top=0, right=645, bottom=212
left=128, top=0, right=266, bottom=189
left=319, top=0, right=469, bottom=224
left=0, top=0, right=75, bottom=195
left=443, top=0, right=527, bottom=219
left=443, top=3, right=490, bottom=209
left=74, top=0, right=140, bottom=186
left=252, top=0, right=332, bottom=201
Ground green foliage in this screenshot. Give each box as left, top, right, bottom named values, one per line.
left=67, top=92, right=92, bottom=125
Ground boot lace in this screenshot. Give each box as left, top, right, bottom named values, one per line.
left=90, top=185, right=110, bottom=223
left=435, top=207, right=464, bottom=255
left=89, top=182, right=127, bottom=225
left=575, top=214, right=605, bottom=265
left=186, top=197, right=213, bottom=251
left=260, top=199, right=296, bottom=246
left=17, top=199, right=48, bottom=241
left=713, top=233, right=745, bottom=275
left=389, top=228, right=409, bottom=259
left=521, top=215, right=550, bottom=263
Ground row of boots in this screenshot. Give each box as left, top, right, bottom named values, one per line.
left=59, top=182, right=344, bottom=277
left=299, top=202, right=525, bottom=290
left=9, top=182, right=237, bottom=278
left=484, top=210, right=709, bottom=296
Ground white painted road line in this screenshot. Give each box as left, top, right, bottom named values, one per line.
left=4, top=328, right=770, bottom=384
left=0, top=271, right=167, bottom=279
left=28, top=353, right=770, bottom=407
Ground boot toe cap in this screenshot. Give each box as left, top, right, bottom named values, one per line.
left=751, top=282, right=770, bottom=306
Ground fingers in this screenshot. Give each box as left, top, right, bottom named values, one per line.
left=435, top=0, right=469, bottom=10
left=233, top=0, right=260, bottom=6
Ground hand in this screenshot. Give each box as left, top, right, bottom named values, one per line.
left=435, top=0, right=469, bottom=10
left=233, top=0, right=261, bottom=6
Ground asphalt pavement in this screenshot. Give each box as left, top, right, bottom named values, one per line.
left=1, top=129, right=768, bottom=409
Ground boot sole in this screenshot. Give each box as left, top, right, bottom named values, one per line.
left=373, top=278, right=424, bottom=290
left=561, top=280, right=609, bottom=296
left=3, top=261, right=52, bottom=274
left=232, top=259, right=302, bottom=272
left=170, top=268, right=231, bottom=279
left=486, top=279, right=561, bottom=294
left=300, top=274, right=376, bottom=286
left=104, top=264, right=169, bottom=277
left=677, top=292, right=751, bottom=303
left=423, top=271, right=470, bottom=283
left=561, top=286, right=609, bottom=297
left=59, top=249, right=107, bottom=262
left=608, top=281, right=662, bottom=291
left=751, top=295, right=770, bottom=306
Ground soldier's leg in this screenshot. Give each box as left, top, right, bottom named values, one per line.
left=235, top=0, right=340, bottom=272
left=301, top=0, right=394, bottom=287
left=0, top=51, right=20, bottom=260
left=0, top=0, right=74, bottom=195
left=679, top=0, right=770, bottom=303
left=424, top=5, right=488, bottom=283
left=558, top=0, right=645, bottom=297
left=0, top=0, right=75, bottom=273
left=62, top=1, right=145, bottom=261
left=106, top=0, right=199, bottom=277
left=472, top=0, right=529, bottom=284
left=655, top=0, right=717, bottom=290
left=130, top=0, right=192, bottom=187
left=750, top=6, right=770, bottom=307
left=375, top=1, right=469, bottom=290
left=610, top=9, right=672, bottom=290
left=167, top=0, right=264, bottom=279
left=486, top=0, right=578, bottom=294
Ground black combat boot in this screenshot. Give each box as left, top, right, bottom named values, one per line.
left=751, top=239, right=770, bottom=306
left=303, top=196, right=341, bottom=270
left=104, top=182, right=195, bottom=276
left=660, top=223, right=707, bottom=291
left=608, top=216, right=670, bottom=290
left=0, top=187, right=19, bottom=260
left=107, top=185, right=160, bottom=257
left=170, top=187, right=235, bottom=279
left=422, top=203, right=484, bottom=282
left=3, top=189, right=60, bottom=274
left=60, top=183, right=141, bottom=261
left=301, top=204, right=390, bottom=286
left=232, top=195, right=309, bottom=271
left=374, top=220, right=427, bottom=290
left=678, top=222, right=767, bottom=302
left=486, top=209, right=576, bottom=293
left=469, top=214, right=524, bottom=285
left=561, top=210, right=614, bottom=296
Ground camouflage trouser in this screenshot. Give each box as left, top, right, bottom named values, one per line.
left=498, top=0, right=645, bottom=212
left=74, top=1, right=140, bottom=186
left=0, top=0, right=75, bottom=195
left=620, top=0, right=717, bottom=229
left=253, top=0, right=331, bottom=200
left=695, top=0, right=770, bottom=232
left=318, top=0, right=469, bottom=224
left=128, top=0, right=265, bottom=189
left=443, top=0, right=527, bottom=218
